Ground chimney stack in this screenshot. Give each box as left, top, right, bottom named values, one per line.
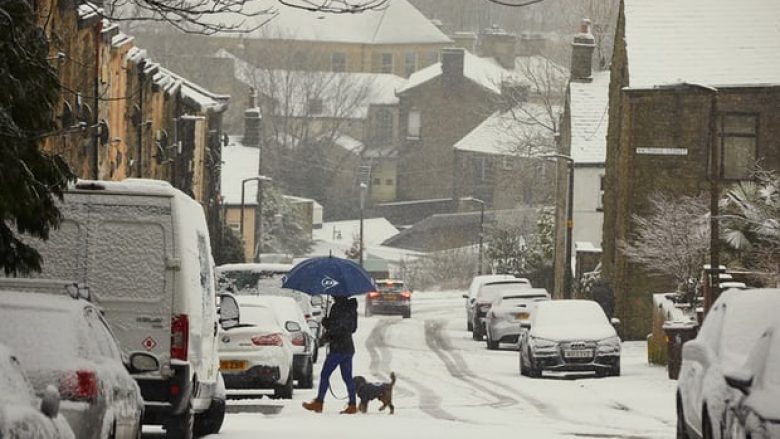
left=571, top=19, right=595, bottom=81
left=441, top=48, right=465, bottom=79
left=244, top=87, right=261, bottom=147
left=477, top=25, right=517, bottom=69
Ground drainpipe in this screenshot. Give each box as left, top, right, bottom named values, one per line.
left=92, top=20, right=102, bottom=180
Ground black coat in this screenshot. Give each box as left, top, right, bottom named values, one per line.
left=322, top=298, right=358, bottom=354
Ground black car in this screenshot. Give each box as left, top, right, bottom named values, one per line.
left=365, top=280, right=411, bottom=318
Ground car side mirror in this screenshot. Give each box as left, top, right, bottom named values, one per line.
left=286, top=321, right=302, bottom=332
left=725, top=370, right=754, bottom=395
left=682, top=340, right=711, bottom=365
left=40, top=385, right=60, bottom=419
left=128, top=352, right=160, bottom=373
left=218, top=293, right=240, bottom=330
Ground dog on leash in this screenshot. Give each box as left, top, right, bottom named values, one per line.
left=353, top=372, right=396, bottom=414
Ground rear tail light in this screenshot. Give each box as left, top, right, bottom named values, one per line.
left=291, top=332, right=306, bottom=346
left=59, top=370, right=98, bottom=402
left=251, top=333, right=284, bottom=346
left=304, top=313, right=311, bottom=321
left=368, top=291, right=380, bottom=299
left=171, top=314, right=189, bottom=361
left=401, top=291, right=411, bottom=299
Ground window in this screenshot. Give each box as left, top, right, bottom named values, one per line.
left=373, top=177, right=381, bottom=185
left=597, top=174, right=605, bottom=211
left=501, top=156, right=513, bottom=171
left=720, top=114, right=757, bottom=180
left=407, top=109, right=421, bottom=139
left=385, top=178, right=394, bottom=185
left=404, top=52, right=417, bottom=77
left=374, top=109, right=393, bottom=144
left=308, top=98, right=323, bottom=115
left=331, top=52, right=346, bottom=72
left=380, top=53, right=393, bottom=74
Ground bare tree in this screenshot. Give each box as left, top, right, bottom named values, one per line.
left=619, top=193, right=710, bottom=297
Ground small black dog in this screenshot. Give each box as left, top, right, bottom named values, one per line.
left=353, top=372, right=396, bottom=414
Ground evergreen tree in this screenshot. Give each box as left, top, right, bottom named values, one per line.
left=0, top=0, right=76, bottom=275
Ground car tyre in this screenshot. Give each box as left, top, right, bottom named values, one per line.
left=275, top=371, right=294, bottom=399
left=467, top=320, right=473, bottom=332
left=403, top=310, right=411, bottom=319
left=298, top=358, right=314, bottom=389
left=165, top=403, right=194, bottom=439
left=472, top=321, right=483, bottom=341
left=610, top=359, right=621, bottom=377
left=676, top=396, right=689, bottom=439
left=194, top=397, right=226, bottom=436
left=702, top=408, right=715, bottom=439
left=486, top=334, right=499, bottom=350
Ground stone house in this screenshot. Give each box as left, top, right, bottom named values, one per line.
left=552, top=20, right=611, bottom=300
left=603, top=0, right=780, bottom=339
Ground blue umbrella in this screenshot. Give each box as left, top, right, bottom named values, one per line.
left=281, top=256, right=375, bottom=297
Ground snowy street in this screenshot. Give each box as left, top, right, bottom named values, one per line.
left=146, top=290, right=677, bottom=439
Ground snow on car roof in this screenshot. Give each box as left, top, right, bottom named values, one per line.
left=241, top=296, right=311, bottom=335
left=217, top=263, right=293, bottom=274
left=715, top=289, right=780, bottom=367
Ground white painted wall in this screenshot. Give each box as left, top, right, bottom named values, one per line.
left=572, top=166, right=605, bottom=249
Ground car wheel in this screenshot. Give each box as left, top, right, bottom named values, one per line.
left=676, top=395, right=689, bottom=439
left=610, top=359, right=621, bottom=377
left=486, top=334, right=499, bottom=350
left=165, top=403, right=194, bottom=439
left=702, top=408, right=715, bottom=439
left=472, top=322, right=483, bottom=341
left=298, top=358, right=314, bottom=389
left=194, top=397, right=226, bottom=436
left=403, top=310, right=411, bottom=319
left=275, top=371, right=294, bottom=399
left=467, top=320, right=473, bottom=331
left=519, top=350, right=528, bottom=376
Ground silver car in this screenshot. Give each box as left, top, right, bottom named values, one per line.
left=470, top=279, right=533, bottom=341
left=0, top=286, right=157, bottom=439
left=484, top=289, right=549, bottom=350
left=0, top=345, right=75, bottom=439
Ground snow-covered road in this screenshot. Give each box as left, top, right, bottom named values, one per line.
left=145, top=290, right=678, bottom=438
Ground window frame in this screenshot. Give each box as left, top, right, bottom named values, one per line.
left=374, top=108, right=394, bottom=144
left=331, top=52, right=346, bottom=73
left=380, top=53, right=394, bottom=74
left=718, top=112, right=758, bottom=181
left=407, top=109, right=421, bottom=140
left=404, top=52, right=417, bottom=77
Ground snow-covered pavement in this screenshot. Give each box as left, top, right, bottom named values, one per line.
left=146, top=290, right=677, bottom=438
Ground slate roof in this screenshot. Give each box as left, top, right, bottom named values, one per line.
left=569, top=70, right=610, bottom=164
left=212, top=0, right=451, bottom=45
left=623, top=0, right=780, bottom=89
left=398, top=50, right=514, bottom=95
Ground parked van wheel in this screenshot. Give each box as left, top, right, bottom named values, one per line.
left=166, top=404, right=193, bottom=439
left=194, top=397, right=225, bottom=436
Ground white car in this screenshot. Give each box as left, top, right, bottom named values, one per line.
left=519, top=300, right=621, bottom=378
left=677, top=288, right=780, bottom=439
left=219, top=299, right=295, bottom=399
left=0, top=345, right=75, bottom=439
left=485, top=288, right=550, bottom=350
left=470, top=279, right=534, bottom=341
left=240, top=296, right=315, bottom=389
left=463, top=274, right=518, bottom=331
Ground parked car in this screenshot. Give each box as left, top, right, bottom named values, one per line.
left=463, top=274, right=518, bottom=331
left=519, top=300, right=621, bottom=378
left=365, top=279, right=412, bottom=318
left=677, top=288, right=780, bottom=439
left=24, top=179, right=230, bottom=438
left=470, top=279, right=534, bottom=341
left=0, top=344, right=75, bottom=439
left=219, top=298, right=296, bottom=399
left=0, top=283, right=159, bottom=439
left=484, top=288, right=550, bottom=350
left=243, top=296, right=315, bottom=389
left=723, top=324, right=780, bottom=439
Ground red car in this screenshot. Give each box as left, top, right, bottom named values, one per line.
left=365, top=280, right=412, bottom=318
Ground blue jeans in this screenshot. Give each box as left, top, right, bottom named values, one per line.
left=316, top=352, right=356, bottom=405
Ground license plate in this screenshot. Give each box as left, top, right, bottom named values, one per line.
left=515, top=312, right=530, bottom=320
left=564, top=349, right=593, bottom=359
left=384, top=294, right=398, bottom=301
left=220, top=360, right=248, bottom=371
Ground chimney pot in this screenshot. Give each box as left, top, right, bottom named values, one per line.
left=571, top=18, right=596, bottom=81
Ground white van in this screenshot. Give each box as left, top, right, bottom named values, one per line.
left=26, top=179, right=231, bottom=438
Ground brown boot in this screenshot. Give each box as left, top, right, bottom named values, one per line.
left=340, top=404, right=357, bottom=414
left=302, top=399, right=323, bottom=413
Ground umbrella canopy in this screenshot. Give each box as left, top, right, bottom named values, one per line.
left=281, top=256, right=376, bottom=297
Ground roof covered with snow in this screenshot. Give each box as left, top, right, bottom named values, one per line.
left=217, top=49, right=405, bottom=119
left=313, top=217, right=399, bottom=246
left=453, top=103, right=559, bottom=156
left=569, top=70, right=610, bottom=164
left=211, top=0, right=451, bottom=44
left=623, top=0, right=780, bottom=89
left=221, top=141, right=261, bottom=205
left=398, top=51, right=516, bottom=95
left=126, top=47, right=229, bottom=113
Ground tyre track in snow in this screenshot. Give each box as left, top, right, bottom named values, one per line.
left=424, top=318, right=662, bottom=438
left=364, top=318, right=461, bottom=422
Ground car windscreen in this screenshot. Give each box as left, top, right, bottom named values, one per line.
left=500, top=296, right=547, bottom=307
left=377, top=283, right=405, bottom=293
left=534, top=302, right=606, bottom=328
left=478, top=283, right=532, bottom=302
left=0, top=307, right=81, bottom=366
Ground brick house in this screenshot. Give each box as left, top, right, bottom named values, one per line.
left=552, top=20, right=611, bottom=300
left=603, top=0, right=780, bottom=338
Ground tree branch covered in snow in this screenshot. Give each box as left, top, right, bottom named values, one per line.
left=618, top=192, right=710, bottom=292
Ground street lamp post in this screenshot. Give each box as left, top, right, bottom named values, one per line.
left=359, top=182, right=367, bottom=267
left=471, top=198, right=486, bottom=275
left=239, top=176, right=271, bottom=262
left=543, top=153, right=575, bottom=300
